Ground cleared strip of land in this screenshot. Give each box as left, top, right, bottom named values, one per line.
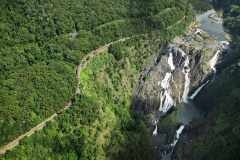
left=0, top=15, right=185, bottom=154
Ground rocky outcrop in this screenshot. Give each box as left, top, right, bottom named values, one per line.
left=131, top=22, right=227, bottom=123
left=172, top=59, right=240, bottom=160
left=156, top=107, right=181, bottom=144
left=171, top=114, right=211, bottom=160
left=208, top=13, right=223, bottom=21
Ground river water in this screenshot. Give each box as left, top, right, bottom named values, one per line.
left=151, top=8, right=226, bottom=160
left=196, top=9, right=226, bottom=41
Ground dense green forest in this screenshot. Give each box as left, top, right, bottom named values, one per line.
left=0, top=0, right=195, bottom=158
left=186, top=0, right=212, bottom=13
left=218, top=0, right=240, bottom=51
left=0, top=20, right=193, bottom=158
left=173, top=0, right=240, bottom=159
left=0, top=0, right=194, bottom=148
left=2, top=35, right=161, bottom=159
left=180, top=60, right=240, bottom=160
left=3, top=94, right=155, bottom=159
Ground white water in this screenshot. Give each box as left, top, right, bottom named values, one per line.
left=153, top=120, right=158, bottom=135
left=221, top=41, right=230, bottom=46
left=179, top=49, right=185, bottom=56
left=153, top=125, right=158, bottom=135
left=179, top=48, right=191, bottom=103
left=209, top=50, right=220, bottom=73
left=181, top=56, right=190, bottom=102
left=152, top=9, right=227, bottom=160
left=158, top=73, right=176, bottom=112
left=171, top=125, right=185, bottom=146
left=178, top=48, right=186, bottom=67
left=159, top=90, right=176, bottom=113
left=195, top=28, right=203, bottom=34
left=168, top=52, right=175, bottom=70
left=189, top=80, right=209, bottom=99
left=159, top=73, right=172, bottom=88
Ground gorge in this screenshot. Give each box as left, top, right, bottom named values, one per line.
left=131, top=6, right=239, bottom=160
left=1, top=0, right=240, bottom=159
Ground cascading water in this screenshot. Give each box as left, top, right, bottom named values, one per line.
left=153, top=120, right=158, bottom=135
left=158, top=72, right=172, bottom=87
left=178, top=49, right=185, bottom=66
left=171, top=125, right=185, bottom=146
left=209, top=50, right=220, bottom=73
left=188, top=50, right=220, bottom=100
left=158, top=72, right=176, bottom=112
left=189, top=80, right=209, bottom=99
left=158, top=52, right=178, bottom=112
left=158, top=125, right=185, bottom=159
left=178, top=48, right=191, bottom=102
left=180, top=50, right=190, bottom=102
left=178, top=49, right=185, bottom=56
left=221, top=41, right=229, bottom=46
left=158, top=48, right=191, bottom=111
left=195, top=28, right=203, bottom=34
left=168, top=52, right=175, bottom=70
left=152, top=9, right=228, bottom=160
left=188, top=50, right=221, bottom=100
left=154, top=48, right=221, bottom=159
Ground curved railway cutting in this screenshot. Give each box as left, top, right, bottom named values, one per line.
left=0, top=37, right=132, bottom=154
left=0, top=16, right=185, bottom=154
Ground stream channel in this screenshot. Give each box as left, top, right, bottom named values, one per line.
left=151, top=9, right=226, bottom=160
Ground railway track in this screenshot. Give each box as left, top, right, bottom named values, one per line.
left=0, top=16, right=186, bottom=154
left=0, top=37, right=132, bottom=155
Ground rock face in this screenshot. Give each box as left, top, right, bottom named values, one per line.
left=172, top=59, right=240, bottom=160
left=208, top=13, right=223, bottom=21
left=130, top=22, right=228, bottom=125
left=156, top=107, right=180, bottom=143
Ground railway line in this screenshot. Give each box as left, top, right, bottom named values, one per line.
left=0, top=15, right=185, bottom=154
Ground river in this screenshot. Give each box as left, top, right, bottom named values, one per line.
left=151, top=8, right=226, bottom=160
left=196, top=9, right=225, bottom=41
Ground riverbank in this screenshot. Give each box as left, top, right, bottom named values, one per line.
left=142, top=7, right=234, bottom=159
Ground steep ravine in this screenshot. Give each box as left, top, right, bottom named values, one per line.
left=172, top=59, right=240, bottom=160
left=131, top=21, right=227, bottom=118
left=130, top=10, right=239, bottom=160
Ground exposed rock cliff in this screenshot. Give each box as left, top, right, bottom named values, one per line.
left=172, top=59, right=240, bottom=160
left=131, top=22, right=228, bottom=126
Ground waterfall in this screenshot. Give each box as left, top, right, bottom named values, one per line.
left=158, top=52, right=178, bottom=112
left=221, top=41, right=229, bottom=46
left=181, top=56, right=190, bottom=102
left=168, top=52, right=175, bottom=70
left=171, top=125, right=185, bottom=146
left=153, top=125, right=158, bottom=135
left=153, top=120, right=158, bottom=135
left=189, top=80, right=209, bottom=99
left=178, top=49, right=185, bottom=66
left=159, top=91, right=164, bottom=111
left=179, top=49, right=186, bottom=56
left=209, top=50, right=220, bottom=73
left=159, top=73, right=172, bottom=88
left=158, top=49, right=190, bottom=109
left=158, top=73, right=176, bottom=112
left=179, top=48, right=191, bottom=102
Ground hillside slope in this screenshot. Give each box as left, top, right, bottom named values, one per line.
left=0, top=0, right=194, bottom=148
